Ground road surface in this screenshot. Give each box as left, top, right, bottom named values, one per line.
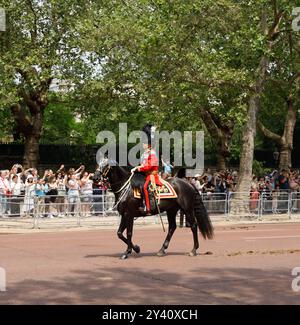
left=0, top=222, right=300, bottom=304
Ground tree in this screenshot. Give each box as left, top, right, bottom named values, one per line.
left=257, top=23, right=300, bottom=170
left=258, top=84, right=299, bottom=171
left=231, top=0, right=297, bottom=218
left=0, top=0, right=89, bottom=167
left=80, top=0, right=251, bottom=169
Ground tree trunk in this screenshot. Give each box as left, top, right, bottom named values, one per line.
left=229, top=56, right=269, bottom=220
left=23, top=109, right=44, bottom=168
left=23, top=133, right=40, bottom=168
left=199, top=108, right=233, bottom=171
left=229, top=8, right=283, bottom=220
left=279, top=100, right=297, bottom=170
left=9, top=67, right=51, bottom=168
left=258, top=99, right=297, bottom=171
left=279, top=146, right=291, bottom=171
left=11, top=99, right=45, bottom=169
left=216, top=152, right=227, bottom=171
left=236, top=95, right=260, bottom=193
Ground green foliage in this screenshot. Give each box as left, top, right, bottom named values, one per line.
left=42, top=99, right=79, bottom=144
left=252, top=160, right=272, bottom=178
left=0, top=108, right=14, bottom=140
left=0, top=0, right=299, bottom=167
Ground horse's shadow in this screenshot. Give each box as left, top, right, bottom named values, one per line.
left=84, top=251, right=212, bottom=259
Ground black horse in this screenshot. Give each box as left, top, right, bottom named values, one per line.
left=96, top=159, right=214, bottom=259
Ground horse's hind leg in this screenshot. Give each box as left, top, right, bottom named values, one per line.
left=185, top=212, right=199, bottom=257
left=157, top=209, right=177, bottom=257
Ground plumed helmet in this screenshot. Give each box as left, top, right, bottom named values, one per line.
left=142, top=123, right=156, bottom=147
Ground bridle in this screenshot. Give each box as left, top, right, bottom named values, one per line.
left=100, top=163, right=133, bottom=194
left=102, top=165, right=111, bottom=178
left=100, top=164, right=134, bottom=210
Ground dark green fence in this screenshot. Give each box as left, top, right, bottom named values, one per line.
left=0, top=143, right=299, bottom=170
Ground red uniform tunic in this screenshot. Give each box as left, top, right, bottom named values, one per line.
left=138, top=148, right=162, bottom=212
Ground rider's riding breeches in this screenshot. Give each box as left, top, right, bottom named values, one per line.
left=143, top=178, right=151, bottom=212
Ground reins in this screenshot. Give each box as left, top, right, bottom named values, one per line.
left=108, top=184, right=131, bottom=211
left=113, top=172, right=134, bottom=194
left=104, top=167, right=135, bottom=210
left=102, top=165, right=133, bottom=194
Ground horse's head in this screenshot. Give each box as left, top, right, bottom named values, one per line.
left=97, top=157, right=118, bottom=178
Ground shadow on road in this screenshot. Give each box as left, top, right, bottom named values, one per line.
left=1, top=266, right=299, bottom=305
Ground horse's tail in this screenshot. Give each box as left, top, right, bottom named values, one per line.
left=194, top=190, right=214, bottom=240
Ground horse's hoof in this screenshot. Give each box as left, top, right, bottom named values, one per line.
left=120, top=254, right=128, bottom=260
left=133, top=245, right=140, bottom=254
left=186, top=251, right=197, bottom=257
left=157, top=250, right=166, bottom=257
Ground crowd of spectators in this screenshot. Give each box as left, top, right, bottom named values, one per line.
left=182, top=168, right=300, bottom=214
left=183, top=168, right=300, bottom=195
left=1, top=161, right=300, bottom=218
left=0, top=164, right=108, bottom=218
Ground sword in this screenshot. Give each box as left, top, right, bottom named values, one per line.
left=152, top=185, right=165, bottom=233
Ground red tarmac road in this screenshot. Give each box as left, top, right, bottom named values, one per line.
left=0, top=223, right=300, bottom=305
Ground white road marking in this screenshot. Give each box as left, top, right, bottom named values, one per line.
left=245, top=235, right=300, bottom=241
left=217, top=228, right=299, bottom=234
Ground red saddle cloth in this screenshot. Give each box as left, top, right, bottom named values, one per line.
left=133, top=177, right=177, bottom=199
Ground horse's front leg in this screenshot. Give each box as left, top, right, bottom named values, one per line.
left=117, top=216, right=128, bottom=246
left=120, top=217, right=140, bottom=259
left=117, top=216, right=132, bottom=260
left=157, top=211, right=177, bottom=257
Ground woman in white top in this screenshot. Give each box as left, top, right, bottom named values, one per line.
left=10, top=174, right=23, bottom=196
left=24, top=175, right=36, bottom=216
left=80, top=172, right=94, bottom=216
left=56, top=173, right=66, bottom=217
left=10, top=175, right=24, bottom=217
left=0, top=170, right=11, bottom=216
left=9, top=164, right=24, bottom=184
left=66, top=174, right=80, bottom=216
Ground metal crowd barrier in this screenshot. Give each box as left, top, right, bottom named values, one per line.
left=202, top=193, right=228, bottom=215
left=0, top=190, right=160, bottom=229
left=227, top=191, right=261, bottom=219
left=291, top=192, right=300, bottom=218
left=0, top=191, right=118, bottom=229
left=203, top=190, right=300, bottom=220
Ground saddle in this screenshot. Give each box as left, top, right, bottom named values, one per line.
left=131, top=172, right=177, bottom=200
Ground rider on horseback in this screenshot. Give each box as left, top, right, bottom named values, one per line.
left=132, top=124, right=162, bottom=215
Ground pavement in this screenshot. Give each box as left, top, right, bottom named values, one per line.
left=0, top=211, right=299, bottom=233
left=0, top=222, right=300, bottom=305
